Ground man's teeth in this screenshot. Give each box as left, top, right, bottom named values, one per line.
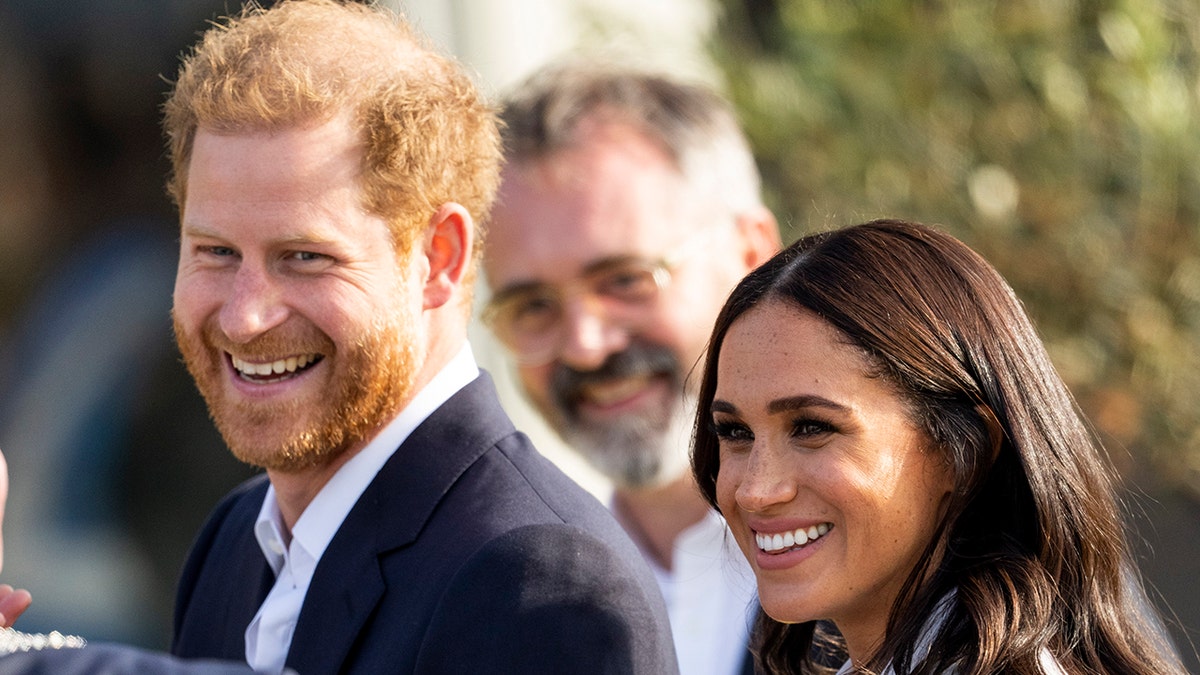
left=756, top=523, right=832, bottom=553
left=231, top=354, right=319, bottom=378
left=580, top=375, right=652, bottom=406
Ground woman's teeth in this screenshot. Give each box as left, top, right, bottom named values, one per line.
left=756, top=523, right=831, bottom=553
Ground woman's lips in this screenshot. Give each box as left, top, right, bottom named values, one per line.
left=755, top=523, right=832, bottom=553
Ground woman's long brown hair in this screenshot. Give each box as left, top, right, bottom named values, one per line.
left=692, top=220, right=1185, bottom=674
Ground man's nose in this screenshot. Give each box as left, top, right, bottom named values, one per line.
left=218, top=264, right=289, bottom=344
left=554, top=295, right=630, bottom=371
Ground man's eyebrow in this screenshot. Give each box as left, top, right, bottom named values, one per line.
left=179, top=225, right=333, bottom=247
left=491, top=254, right=650, bottom=300
left=181, top=223, right=219, bottom=238
left=489, top=280, right=550, bottom=305
left=580, top=254, right=652, bottom=275
left=277, top=233, right=337, bottom=247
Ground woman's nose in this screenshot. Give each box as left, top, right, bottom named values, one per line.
left=734, top=443, right=799, bottom=513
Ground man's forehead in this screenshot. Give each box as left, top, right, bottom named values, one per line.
left=486, top=205, right=683, bottom=293
left=484, top=232, right=645, bottom=292
left=487, top=150, right=692, bottom=274
left=513, top=123, right=675, bottom=186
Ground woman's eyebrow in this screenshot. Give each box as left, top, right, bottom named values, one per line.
left=767, top=395, right=848, bottom=415
left=711, top=395, right=849, bottom=416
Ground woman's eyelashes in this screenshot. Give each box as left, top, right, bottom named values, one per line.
left=711, top=418, right=753, bottom=445
left=792, top=417, right=835, bottom=439
left=710, top=415, right=837, bottom=447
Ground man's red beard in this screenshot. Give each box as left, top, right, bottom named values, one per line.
left=173, top=312, right=419, bottom=472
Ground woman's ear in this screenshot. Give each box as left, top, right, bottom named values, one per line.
left=422, top=203, right=473, bottom=310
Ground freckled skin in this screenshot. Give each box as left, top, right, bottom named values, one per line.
left=712, top=301, right=952, bottom=662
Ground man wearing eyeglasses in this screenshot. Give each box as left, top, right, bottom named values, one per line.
left=483, top=62, right=781, bottom=675
left=156, top=4, right=678, bottom=673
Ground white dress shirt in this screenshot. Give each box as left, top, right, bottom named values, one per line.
left=648, top=509, right=758, bottom=675
left=244, top=344, right=479, bottom=674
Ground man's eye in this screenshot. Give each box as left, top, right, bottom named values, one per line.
left=594, top=266, right=658, bottom=300
left=507, top=294, right=560, bottom=326
left=200, top=245, right=236, bottom=257
left=290, top=251, right=325, bottom=262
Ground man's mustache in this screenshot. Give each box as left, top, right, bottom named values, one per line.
left=550, top=343, right=681, bottom=415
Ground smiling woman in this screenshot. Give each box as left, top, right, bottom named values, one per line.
left=711, top=301, right=955, bottom=662
left=691, top=220, right=1187, bottom=674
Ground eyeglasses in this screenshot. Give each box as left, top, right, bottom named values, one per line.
left=483, top=231, right=712, bottom=366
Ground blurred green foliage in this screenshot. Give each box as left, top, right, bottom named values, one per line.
left=708, top=0, right=1200, bottom=492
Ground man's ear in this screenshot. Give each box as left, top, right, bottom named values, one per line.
left=422, top=202, right=473, bottom=310
left=734, top=205, right=782, bottom=272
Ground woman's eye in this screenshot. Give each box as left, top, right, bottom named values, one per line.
left=792, top=419, right=835, bottom=438
left=290, top=251, right=324, bottom=262
left=711, top=420, right=754, bottom=444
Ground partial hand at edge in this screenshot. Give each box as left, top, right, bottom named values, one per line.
left=0, top=583, right=32, bottom=628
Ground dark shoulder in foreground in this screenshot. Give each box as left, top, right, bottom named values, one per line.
left=0, top=643, right=266, bottom=675
left=337, top=373, right=679, bottom=673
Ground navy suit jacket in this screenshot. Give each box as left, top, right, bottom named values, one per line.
left=171, top=372, right=678, bottom=674
left=0, top=644, right=263, bottom=675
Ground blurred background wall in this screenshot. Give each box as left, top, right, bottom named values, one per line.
left=0, top=0, right=707, bottom=649
left=0, top=0, right=1195, bottom=669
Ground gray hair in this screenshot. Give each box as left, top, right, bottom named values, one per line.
left=500, top=61, right=763, bottom=220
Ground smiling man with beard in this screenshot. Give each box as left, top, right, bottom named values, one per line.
left=162, top=3, right=677, bottom=674
left=484, top=62, right=781, bottom=675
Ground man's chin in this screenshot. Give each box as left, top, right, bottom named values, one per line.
left=229, top=441, right=348, bottom=473
left=218, top=418, right=347, bottom=473
left=560, top=427, right=690, bottom=490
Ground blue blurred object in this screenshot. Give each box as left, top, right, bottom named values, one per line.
left=0, top=221, right=254, bottom=647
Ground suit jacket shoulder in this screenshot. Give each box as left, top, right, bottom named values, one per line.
left=172, top=372, right=678, bottom=674
left=172, top=474, right=273, bottom=660
left=0, top=643, right=260, bottom=675
left=413, top=522, right=674, bottom=673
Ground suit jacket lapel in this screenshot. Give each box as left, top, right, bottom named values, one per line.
left=174, top=475, right=277, bottom=661
left=284, top=372, right=514, bottom=672
left=224, top=558, right=276, bottom=657
left=218, top=492, right=278, bottom=659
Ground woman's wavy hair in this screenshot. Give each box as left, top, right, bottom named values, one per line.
left=692, top=220, right=1184, bottom=674
left=162, top=0, right=500, bottom=294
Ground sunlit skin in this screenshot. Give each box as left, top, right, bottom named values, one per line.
left=484, top=122, right=777, bottom=487
left=712, top=301, right=953, bottom=665
left=173, top=112, right=473, bottom=530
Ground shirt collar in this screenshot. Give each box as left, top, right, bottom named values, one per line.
left=253, top=342, right=480, bottom=572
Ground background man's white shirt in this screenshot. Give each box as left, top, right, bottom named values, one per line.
left=649, top=510, right=757, bottom=675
